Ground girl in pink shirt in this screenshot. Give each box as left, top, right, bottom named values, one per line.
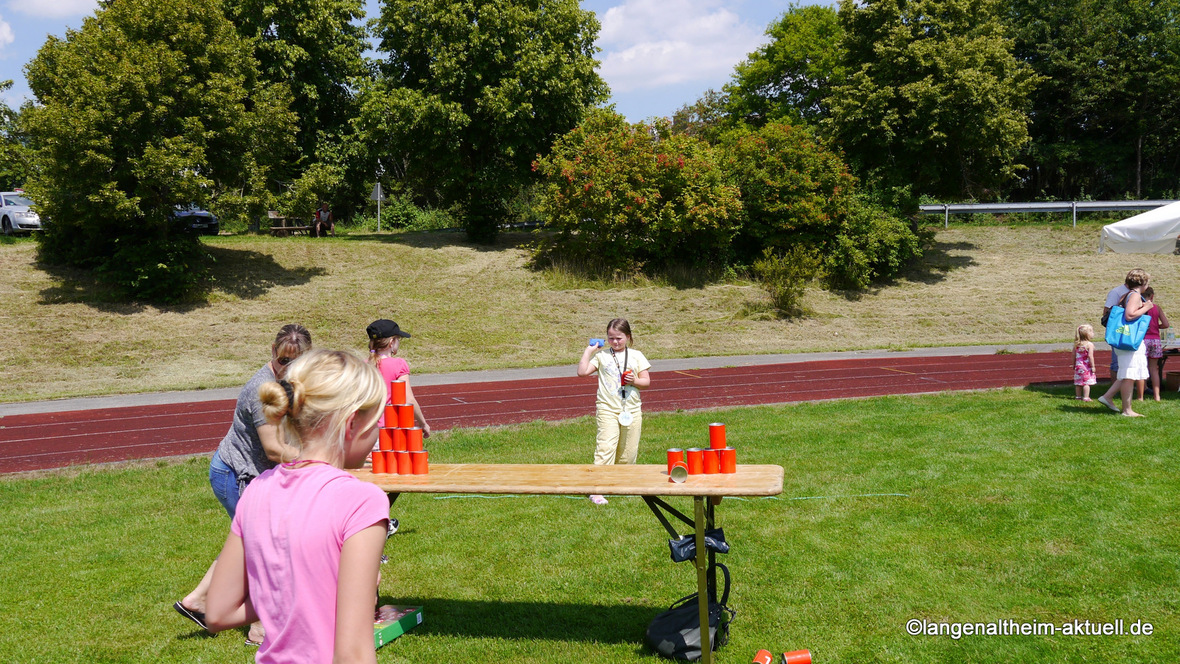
left=206, top=350, right=390, bottom=664
left=366, top=318, right=430, bottom=434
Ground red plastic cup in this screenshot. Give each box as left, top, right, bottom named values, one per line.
left=753, top=650, right=774, bottom=664
left=703, top=449, right=720, bottom=474
left=669, top=461, right=688, bottom=483
left=371, top=451, right=387, bottom=474
left=686, top=448, right=704, bottom=475
left=392, top=427, right=407, bottom=452
left=383, top=451, right=397, bottom=475
left=378, top=428, right=394, bottom=451
left=397, top=404, right=415, bottom=428
left=720, top=447, right=737, bottom=474
left=411, top=450, right=428, bottom=474
left=383, top=404, right=397, bottom=425
left=782, top=650, right=811, bottom=664
left=709, top=422, right=726, bottom=449
left=391, top=380, right=407, bottom=405
left=395, top=451, right=412, bottom=475
left=666, top=448, right=685, bottom=474
left=406, top=427, right=424, bottom=451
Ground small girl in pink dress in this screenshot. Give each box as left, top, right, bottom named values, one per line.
left=1073, top=324, right=1097, bottom=400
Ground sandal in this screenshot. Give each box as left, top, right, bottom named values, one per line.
left=589, top=494, right=608, bottom=505
left=173, top=601, right=208, bottom=631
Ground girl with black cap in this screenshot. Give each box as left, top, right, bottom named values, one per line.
left=366, top=318, right=431, bottom=436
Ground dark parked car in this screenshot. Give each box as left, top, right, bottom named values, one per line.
left=172, top=206, right=219, bottom=235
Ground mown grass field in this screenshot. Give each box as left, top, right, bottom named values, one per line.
left=1, top=388, right=1177, bottom=663
left=2, top=220, right=1178, bottom=402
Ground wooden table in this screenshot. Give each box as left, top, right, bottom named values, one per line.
left=267, top=213, right=312, bottom=236
left=353, top=463, right=784, bottom=663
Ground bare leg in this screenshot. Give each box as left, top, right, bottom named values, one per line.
left=1149, top=362, right=1162, bottom=401
left=1098, top=380, right=1122, bottom=411
left=1120, top=379, right=1141, bottom=416
left=180, top=558, right=216, bottom=613
left=1135, top=379, right=1145, bottom=400
left=1081, top=384, right=1091, bottom=400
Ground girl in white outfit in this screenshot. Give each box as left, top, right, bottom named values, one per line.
left=577, top=318, right=651, bottom=505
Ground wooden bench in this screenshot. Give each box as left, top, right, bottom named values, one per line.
left=268, top=211, right=312, bottom=236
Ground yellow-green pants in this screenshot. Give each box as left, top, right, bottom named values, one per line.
left=594, top=409, right=642, bottom=465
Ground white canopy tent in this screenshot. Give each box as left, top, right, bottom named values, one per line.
left=1099, top=201, right=1180, bottom=254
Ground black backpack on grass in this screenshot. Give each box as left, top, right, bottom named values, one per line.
left=645, top=563, right=734, bottom=660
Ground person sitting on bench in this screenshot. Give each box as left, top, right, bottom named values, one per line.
left=312, top=202, right=334, bottom=237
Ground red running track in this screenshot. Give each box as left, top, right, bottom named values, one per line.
left=0, top=351, right=1086, bottom=474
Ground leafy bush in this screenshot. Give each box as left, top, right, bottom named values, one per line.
left=533, top=109, right=743, bottom=272
left=720, top=122, right=855, bottom=260
left=407, top=208, right=458, bottom=231
left=347, top=204, right=458, bottom=233
left=822, top=198, right=923, bottom=290
left=721, top=122, right=921, bottom=288
left=753, top=246, right=820, bottom=315
left=280, top=162, right=344, bottom=219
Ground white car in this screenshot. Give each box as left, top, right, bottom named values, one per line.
left=0, top=192, right=42, bottom=234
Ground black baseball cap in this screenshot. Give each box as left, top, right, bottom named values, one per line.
left=367, top=319, right=411, bottom=340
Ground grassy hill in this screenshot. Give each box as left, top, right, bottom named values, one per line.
left=1, top=221, right=1175, bottom=402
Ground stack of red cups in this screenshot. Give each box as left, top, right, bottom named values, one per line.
left=372, top=380, right=428, bottom=474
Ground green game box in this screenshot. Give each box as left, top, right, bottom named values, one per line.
left=374, top=605, right=423, bottom=649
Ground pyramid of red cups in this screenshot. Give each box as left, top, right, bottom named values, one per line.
left=666, top=422, right=737, bottom=482
left=370, top=380, right=429, bottom=475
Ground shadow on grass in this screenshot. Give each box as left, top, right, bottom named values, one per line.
left=388, top=596, right=657, bottom=644
left=336, top=229, right=536, bottom=253
left=37, top=244, right=327, bottom=311
left=1021, top=381, right=1174, bottom=414
left=902, top=239, right=978, bottom=285
left=810, top=238, right=980, bottom=303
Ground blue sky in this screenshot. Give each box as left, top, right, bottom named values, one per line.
left=0, top=0, right=822, bottom=122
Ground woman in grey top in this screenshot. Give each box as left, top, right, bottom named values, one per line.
left=174, top=324, right=311, bottom=642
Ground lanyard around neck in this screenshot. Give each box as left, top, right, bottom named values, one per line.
left=611, top=347, right=628, bottom=375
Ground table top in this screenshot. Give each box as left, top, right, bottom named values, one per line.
left=351, top=463, right=784, bottom=497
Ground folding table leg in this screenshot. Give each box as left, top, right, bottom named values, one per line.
left=694, top=496, right=712, bottom=664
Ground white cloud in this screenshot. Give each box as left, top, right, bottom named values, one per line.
left=7, top=0, right=97, bottom=19
left=0, top=17, right=12, bottom=50
left=595, top=0, right=767, bottom=93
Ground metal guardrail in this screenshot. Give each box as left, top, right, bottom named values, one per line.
left=918, top=200, right=1179, bottom=228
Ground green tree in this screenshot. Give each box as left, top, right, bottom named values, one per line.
left=826, top=0, right=1040, bottom=199
left=364, top=0, right=607, bottom=242
left=24, top=0, right=295, bottom=300
left=725, top=4, right=844, bottom=126
left=720, top=122, right=921, bottom=288
left=1007, top=0, right=1180, bottom=199
left=670, top=88, right=732, bottom=144
left=225, top=0, right=369, bottom=174
left=533, top=110, right=743, bottom=272
left=0, top=81, right=31, bottom=192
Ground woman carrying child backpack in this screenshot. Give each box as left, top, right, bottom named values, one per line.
left=206, top=350, right=390, bottom=663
